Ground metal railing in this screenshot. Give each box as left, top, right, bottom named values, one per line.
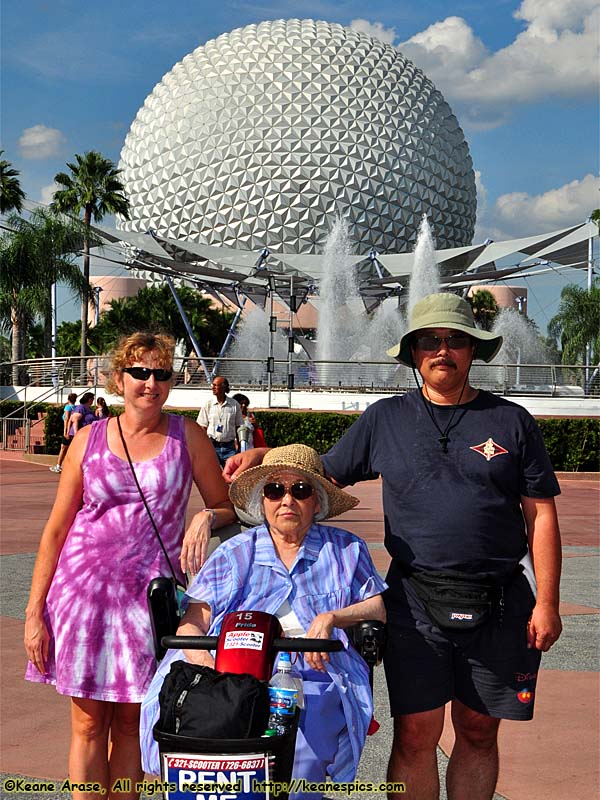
left=1, top=417, right=31, bottom=451
left=1, top=356, right=598, bottom=398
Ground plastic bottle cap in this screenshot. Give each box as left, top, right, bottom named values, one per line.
left=277, top=652, right=292, bottom=669
left=263, top=729, right=277, bottom=737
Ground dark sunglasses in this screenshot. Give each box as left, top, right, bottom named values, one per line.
left=123, top=367, right=173, bottom=382
left=414, top=334, right=472, bottom=351
left=263, top=481, right=315, bottom=501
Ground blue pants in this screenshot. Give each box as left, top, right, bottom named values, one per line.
left=290, top=671, right=345, bottom=800
left=212, top=442, right=236, bottom=467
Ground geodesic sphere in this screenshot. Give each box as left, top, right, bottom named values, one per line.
left=118, top=19, right=476, bottom=254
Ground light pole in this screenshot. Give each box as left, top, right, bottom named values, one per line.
left=93, top=286, right=103, bottom=387
left=51, top=282, right=58, bottom=395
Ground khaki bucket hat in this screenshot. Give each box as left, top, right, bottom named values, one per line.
left=229, top=444, right=359, bottom=519
left=387, top=292, right=503, bottom=366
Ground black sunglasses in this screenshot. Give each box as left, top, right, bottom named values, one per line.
left=263, top=481, right=315, bottom=501
left=414, top=334, right=472, bottom=352
left=123, top=367, right=173, bottom=382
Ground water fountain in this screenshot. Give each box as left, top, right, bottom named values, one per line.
left=227, top=306, right=290, bottom=384
left=228, top=213, right=444, bottom=389
left=491, top=308, right=547, bottom=365
left=407, top=214, right=441, bottom=318
left=315, top=215, right=364, bottom=365
left=489, top=307, right=550, bottom=389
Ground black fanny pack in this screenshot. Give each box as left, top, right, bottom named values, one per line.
left=406, top=570, right=500, bottom=631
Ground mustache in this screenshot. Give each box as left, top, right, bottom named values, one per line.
left=431, top=358, right=456, bottom=368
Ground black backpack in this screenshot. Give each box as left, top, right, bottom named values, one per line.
left=155, top=661, right=270, bottom=740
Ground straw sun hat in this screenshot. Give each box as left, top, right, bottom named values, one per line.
left=387, top=292, right=503, bottom=367
left=229, top=444, right=359, bottom=520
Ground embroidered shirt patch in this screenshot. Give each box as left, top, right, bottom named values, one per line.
left=470, top=437, right=509, bottom=461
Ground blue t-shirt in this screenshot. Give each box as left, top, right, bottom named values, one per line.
left=322, top=390, right=560, bottom=581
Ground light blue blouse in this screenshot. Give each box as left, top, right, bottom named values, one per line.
left=140, top=523, right=387, bottom=780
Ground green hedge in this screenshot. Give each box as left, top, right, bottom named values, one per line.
left=23, top=403, right=600, bottom=472
left=0, top=400, right=49, bottom=420
left=255, top=412, right=599, bottom=473
left=536, top=418, right=600, bottom=472
left=253, top=410, right=360, bottom=453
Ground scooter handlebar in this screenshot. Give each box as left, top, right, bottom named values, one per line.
left=161, top=635, right=218, bottom=650
left=161, top=635, right=343, bottom=652
left=273, top=638, right=343, bottom=652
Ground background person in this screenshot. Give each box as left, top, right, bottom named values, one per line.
left=231, top=392, right=255, bottom=450
left=140, top=444, right=386, bottom=796
left=197, top=375, right=243, bottom=466
left=49, top=392, right=78, bottom=473
left=68, top=392, right=97, bottom=436
left=94, top=396, right=111, bottom=419
left=24, top=332, right=236, bottom=800
left=224, top=293, right=563, bottom=800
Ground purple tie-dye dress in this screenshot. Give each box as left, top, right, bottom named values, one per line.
left=25, top=414, right=192, bottom=703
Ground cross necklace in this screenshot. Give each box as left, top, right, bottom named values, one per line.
left=421, top=378, right=472, bottom=453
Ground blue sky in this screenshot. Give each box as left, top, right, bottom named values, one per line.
left=2, top=0, right=598, bottom=332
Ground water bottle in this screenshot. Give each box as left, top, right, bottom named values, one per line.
left=289, top=658, right=305, bottom=710
left=267, top=652, right=298, bottom=735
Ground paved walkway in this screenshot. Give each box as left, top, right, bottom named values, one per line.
left=0, top=451, right=598, bottom=799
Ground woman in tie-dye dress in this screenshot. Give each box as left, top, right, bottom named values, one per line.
left=24, top=332, right=236, bottom=800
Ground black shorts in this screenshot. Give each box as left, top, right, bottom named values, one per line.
left=383, top=562, right=541, bottom=720
left=61, top=436, right=72, bottom=447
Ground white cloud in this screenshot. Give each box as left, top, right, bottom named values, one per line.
left=40, top=183, right=59, bottom=206
left=395, top=0, right=599, bottom=127
left=514, top=0, right=597, bottom=34
left=400, top=16, right=487, bottom=75
left=474, top=170, right=488, bottom=216
left=493, top=173, right=599, bottom=236
left=350, top=19, right=396, bottom=44
left=18, top=125, right=66, bottom=159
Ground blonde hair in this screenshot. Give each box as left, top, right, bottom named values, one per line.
left=105, top=332, right=176, bottom=396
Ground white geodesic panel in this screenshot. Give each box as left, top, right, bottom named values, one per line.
left=118, top=19, right=476, bottom=260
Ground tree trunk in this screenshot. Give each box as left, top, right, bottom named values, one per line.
left=11, top=311, right=25, bottom=385
left=80, top=207, right=91, bottom=377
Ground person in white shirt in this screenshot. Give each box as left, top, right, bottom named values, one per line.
left=197, top=376, right=243, bottom=466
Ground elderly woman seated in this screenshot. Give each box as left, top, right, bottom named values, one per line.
left=140, top=444, right=387, bottom=792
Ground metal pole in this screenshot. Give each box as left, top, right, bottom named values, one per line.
left=288, top=275, right=294, bottom=408
left=51, top=282, right=58, bottom=396
left=368, top=249, right=384, bottom=279
left=213, top=296, right=247, bottom=378
left=164, top=275, right=211, bottom=383
left=267, top=278, right=275, bottom=409
left=585, top=228, right=593, bottom=390
left=93, top=286, right=102, bottom=390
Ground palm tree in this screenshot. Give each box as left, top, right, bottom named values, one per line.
left=466, top=289, right=499, bottom=331
left=548, top=282, right=600, bottom=365
left=94, top=285, right=234, bottom=356
left=0, top=151, right=26, bottom=214
left=51, top=151, right=130, bottom=360
left=0, top=210, right=88, bottom=382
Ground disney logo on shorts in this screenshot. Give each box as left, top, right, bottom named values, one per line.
left=515, top=672, right=538, bottom=682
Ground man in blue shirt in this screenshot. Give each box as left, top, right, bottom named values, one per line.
left=225, top=293, right=562, bottom=800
